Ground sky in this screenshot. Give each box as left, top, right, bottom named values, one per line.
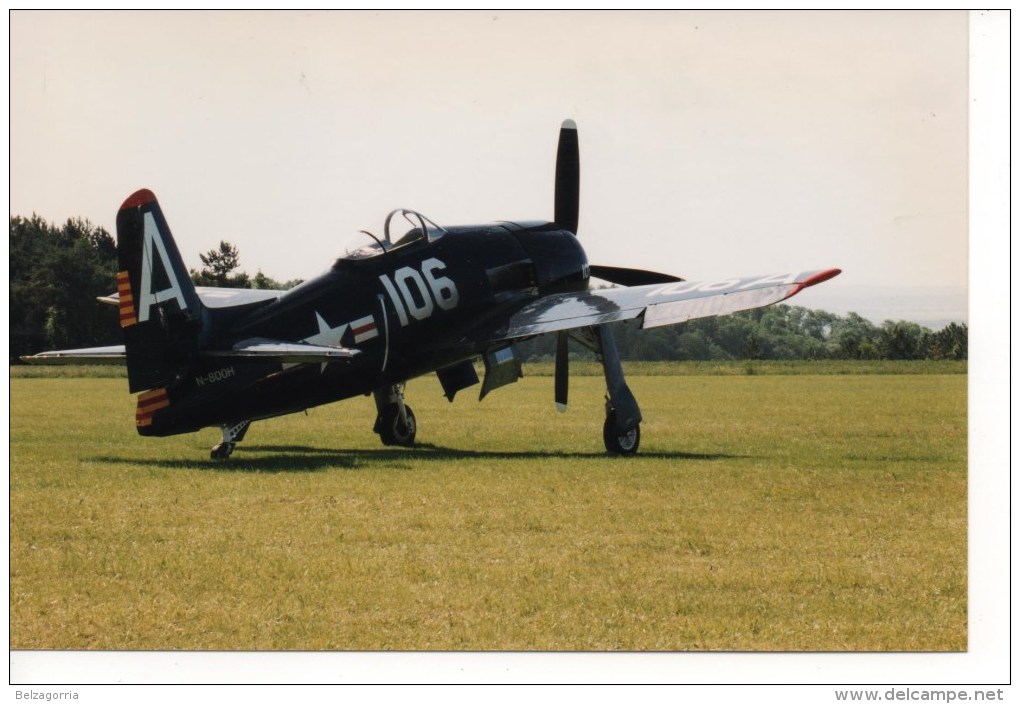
left=9, top=11, right=975, bottom=323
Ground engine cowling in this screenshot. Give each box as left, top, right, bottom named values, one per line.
left=508, top=223, right=589, bottom=295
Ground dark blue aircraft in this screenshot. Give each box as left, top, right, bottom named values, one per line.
left=25, top=121, right=840, bottom=459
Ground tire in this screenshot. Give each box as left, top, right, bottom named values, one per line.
left=210, top=442, right=235, bottom=460
left=603, top=411, right=640, bottom=455
left=379, top=404, right=417, bottom=447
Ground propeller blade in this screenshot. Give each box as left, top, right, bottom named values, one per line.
left=554, top=331, right=569, bottom=413
left=589, top=265, right=685, bottom=287
left=554, top=119, right=580, bottom=235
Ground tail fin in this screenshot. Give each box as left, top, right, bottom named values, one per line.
left=116, top=189, right=207, bottom=392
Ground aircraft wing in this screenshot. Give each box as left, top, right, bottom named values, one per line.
left=98, top=286, right=282, bottom=309
left=21, top=345, right=127, bottom=364
left=500, top=268, right=841, bottom=339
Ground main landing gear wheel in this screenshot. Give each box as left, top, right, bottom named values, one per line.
left=210, top=442, right=235, bottom=460
left=603, top=411, right=640, bottom=455
left=379, top=404, right=417, bottom=447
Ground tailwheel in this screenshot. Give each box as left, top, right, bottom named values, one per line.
left=379, top=403, right=416, bottom=447
left=210, top=420, right=250, bottom=460
left=603, top=410, right=640, bottom=455
left=210, top=442, right=235, bottom=460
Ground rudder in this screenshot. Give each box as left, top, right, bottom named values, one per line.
left=116, top=189, right=207, bottom=393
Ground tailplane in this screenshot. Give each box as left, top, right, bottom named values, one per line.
left=116, top=189, right=208, bottom=392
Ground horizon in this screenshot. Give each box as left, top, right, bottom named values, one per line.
left=790, top=282, right=967, bottom=330
left=9, top=207, right=969, bottom=331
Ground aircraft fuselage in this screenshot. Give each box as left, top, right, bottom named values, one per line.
left=140, top=220, right=587, bottom=436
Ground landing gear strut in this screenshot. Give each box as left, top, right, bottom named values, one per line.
left=560, top=325, right=642, bottom=454
left=590, top=325, right=642, bottom=455
left=211, top=420, right=251, bottom=460
left=373, top=383, right=417, bottom=447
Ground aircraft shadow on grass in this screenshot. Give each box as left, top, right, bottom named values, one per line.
left=89, top=443, right=747, bottom=474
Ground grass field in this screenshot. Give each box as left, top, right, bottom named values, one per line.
left=9, top=363, right=967, bottom=651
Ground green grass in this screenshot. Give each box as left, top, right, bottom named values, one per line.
left=9, top=370, right=967, bottom=651
left=526, top=359, right=967, bottom=377
left=9, top=358, right=967, bottom=378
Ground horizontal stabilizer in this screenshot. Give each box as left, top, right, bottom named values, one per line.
left=21, top=345, right=127, bottom=365
left=22, top=337, right=359, bottom=367
left=201, top=338, right=360, bottom=364
left=99, top=286, right=283, bottom=309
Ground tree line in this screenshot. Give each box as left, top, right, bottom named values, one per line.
left=9, top=215, right=966, bottom=362
left=9, top=216, right=297, bottom=359
left=515, top=306, right=967, bottom=362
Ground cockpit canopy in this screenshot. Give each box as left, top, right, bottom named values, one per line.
left=339, top=209, right=447, bottom=261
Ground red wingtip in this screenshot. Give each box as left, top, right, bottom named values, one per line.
left=784, top=268, right=841, bottom=300
left=119, top=189, right=157, bottom=211
left=800, top=268, right=842, bottom=288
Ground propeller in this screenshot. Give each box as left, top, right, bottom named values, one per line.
left=589, top=264, right=684, bottom=287
left=555, top=120, right=683, bottom=286
left=554, top=119, right=580, bottom=235
left=555, top=331, right=569, bottom=413
left=551, top=120, right=683, bottom=412
left=552, top=120, right=579, bottom=412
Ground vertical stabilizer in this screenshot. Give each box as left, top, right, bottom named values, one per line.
left=116, top=189, right=206, bottom=393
